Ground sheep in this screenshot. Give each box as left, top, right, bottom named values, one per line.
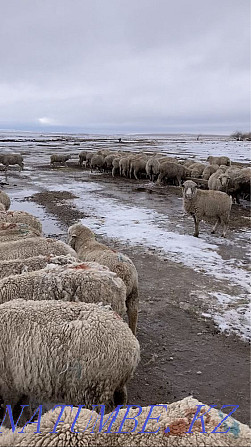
left=157, top=162, right=188, bottom=186
left=0, top=237, right=77, bottom=261
left=207, top=155, right=231, bottom=166
left=129, top=156, right=148, bottom=180
left=202, top=164, right=219, bottom=180
left=68, top=223, right=139, bottom=335
left=0, top=210, right=42, bottom=235
left=0, top=261, right=127, bottom=318
left=0, top=222, right=41, bottom=243
left=104, top=153, right=119, bottom=172
left=183, top=159, right=196, bottom=168
left=1, top=396, right=250, bottom=446
left=0, top=153, right=24, bottom=172
left=0, top=190, right=10, bottom=210
left=119, top=156, right=131, bottom=177
left=79, top=150, right=87, bottom=166
left=50, top=154, right=71, bottom=165
left=90, top=154, right=105, bottom=172
left=188, top=162, right=206, bottom=178
left=0, top=254, right=77, bottom=280
left=0, top=299, right=140, bottom=413
left=183, top=180, right=232, bottom=237
left=208, top=168, right=228, bottom=191
left=146, top=156, right=166, bottom=181
left=227, top=167, right=251, bottom=202
left=85, top=151, right=94, bottom=168
left=112, top=156, right=122, bottom=177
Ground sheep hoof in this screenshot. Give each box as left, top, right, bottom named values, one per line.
left=211, top=230, right=215, bottom=234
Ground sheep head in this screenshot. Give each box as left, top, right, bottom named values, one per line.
left=68, top=223, right=94, bottom=249
left=183, top=180, right=198, bottom=200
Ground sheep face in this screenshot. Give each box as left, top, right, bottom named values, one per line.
left=219, top=174, right=230, bottom=189
left=68, top=223, right=94, bottom=248
left=183, top=180, right=198, bottom=200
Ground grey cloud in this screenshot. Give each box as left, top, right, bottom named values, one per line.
left=0, top=0, right=249, bottom=133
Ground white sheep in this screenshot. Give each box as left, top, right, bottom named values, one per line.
left=157, top=161, right=188, bottom=186
left=0, top=222, right=40, bottom=243
left=188, top=162, right=206, bottom=178
left=202, top=164, right=219, bottom=180
left=207, top=167, right=229, bottom=191
left=0, top=237, right=77, bottom=261
left=50, top=154, right=71, bottom=165
left=1, top=396, right=250, bottom=446
left=0, top=261, right=127, bottom=318
left=0, top=210, right=42, bottom=234
left=207, top=155, right=231, bottom=166
left=183, top=180, right=232, bottom=237
left=0, top=299, right=140, bottom=412
left=0, top=190, right=10, bottom=210
left=0, top=153, right=24, bottom=172
left=68, top=223, right=139, bottom=335
left=0, top=254, right=78, bottom=280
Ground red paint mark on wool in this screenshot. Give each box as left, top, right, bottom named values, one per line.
left=69, top=264, right=91, bottom=270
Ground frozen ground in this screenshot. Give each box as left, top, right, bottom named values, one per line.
left=1, top=132, right=250, bottom=423
left=6, top=163, right=251, bottom=341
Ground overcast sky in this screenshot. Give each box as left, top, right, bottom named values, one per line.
left=0, top=0, right=250, bottom=134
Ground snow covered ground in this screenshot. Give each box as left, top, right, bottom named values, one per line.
left=3, top=132, right=250, bottom=341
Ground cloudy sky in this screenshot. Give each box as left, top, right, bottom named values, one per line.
left=0, top=0, right=250, bottom=134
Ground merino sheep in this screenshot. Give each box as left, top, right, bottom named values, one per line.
left=0, top=210, right=42, bottom=235
left=0, top=299, right=140, bottom=412
left=183, top=180, right=232, bottom=237
left=1, top=396, right=250, bottom=446
left=188, top=162, right=206, bottom=178
left=157, top=162, right=188, bottom=186
left=207, top=155, right=231, bottom=166
left=119, top=156, right=131, bottom=177
left=85, top=151, right=94, bottom=168
left=0, top=237, right=77, bottom=261
left=79, top=150, right=87, bottom=166
left=68, top=223, right=139, bottom=335
left=145, top=156, right=167, bottom=181
left=0, top=190, right=10, bottom=210
left=183, top=159, right=196, bottom=168
left=104, top=153, right=119, bottom=172
left=0, top=153, right=24, bottom=172
left=0, top=254, right=77, bottom=280
left=112, top=156, right=122, bottom=177
left=227, top=167, right=251, bottom=203
left=208, top=168, right=228, bottom=191
left=90, top=154, right=105, bottom=172
left=129, top=156, right=148, bottom=180
left=0, top=222, right=41, bottom=243
left=202, top=164, right=219, bottom=180
left=50, top=154, right=71, bottom=165
left=0, top=261, right=127, bottom=318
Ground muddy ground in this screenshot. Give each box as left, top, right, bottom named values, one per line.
left=13, top=167, right=248, bottom=426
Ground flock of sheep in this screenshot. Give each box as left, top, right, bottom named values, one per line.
left=0, top=149, right=250, bottom=445
left=50, top=149, right=251, bottom=238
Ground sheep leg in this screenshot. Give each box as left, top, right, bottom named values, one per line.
left=221, top=219, right=229, bottom=238
left=126, top=288, right=139, bottom=335
left=134, top=170, right=139, bottom=180
left=192, top=214, right=200, bottom=237
left=114, top=384, right=127, bottom=407
left=211, top=217, right=220, bottom=234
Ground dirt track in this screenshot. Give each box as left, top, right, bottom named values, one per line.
left=20, top=168, right=250, bottom=425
